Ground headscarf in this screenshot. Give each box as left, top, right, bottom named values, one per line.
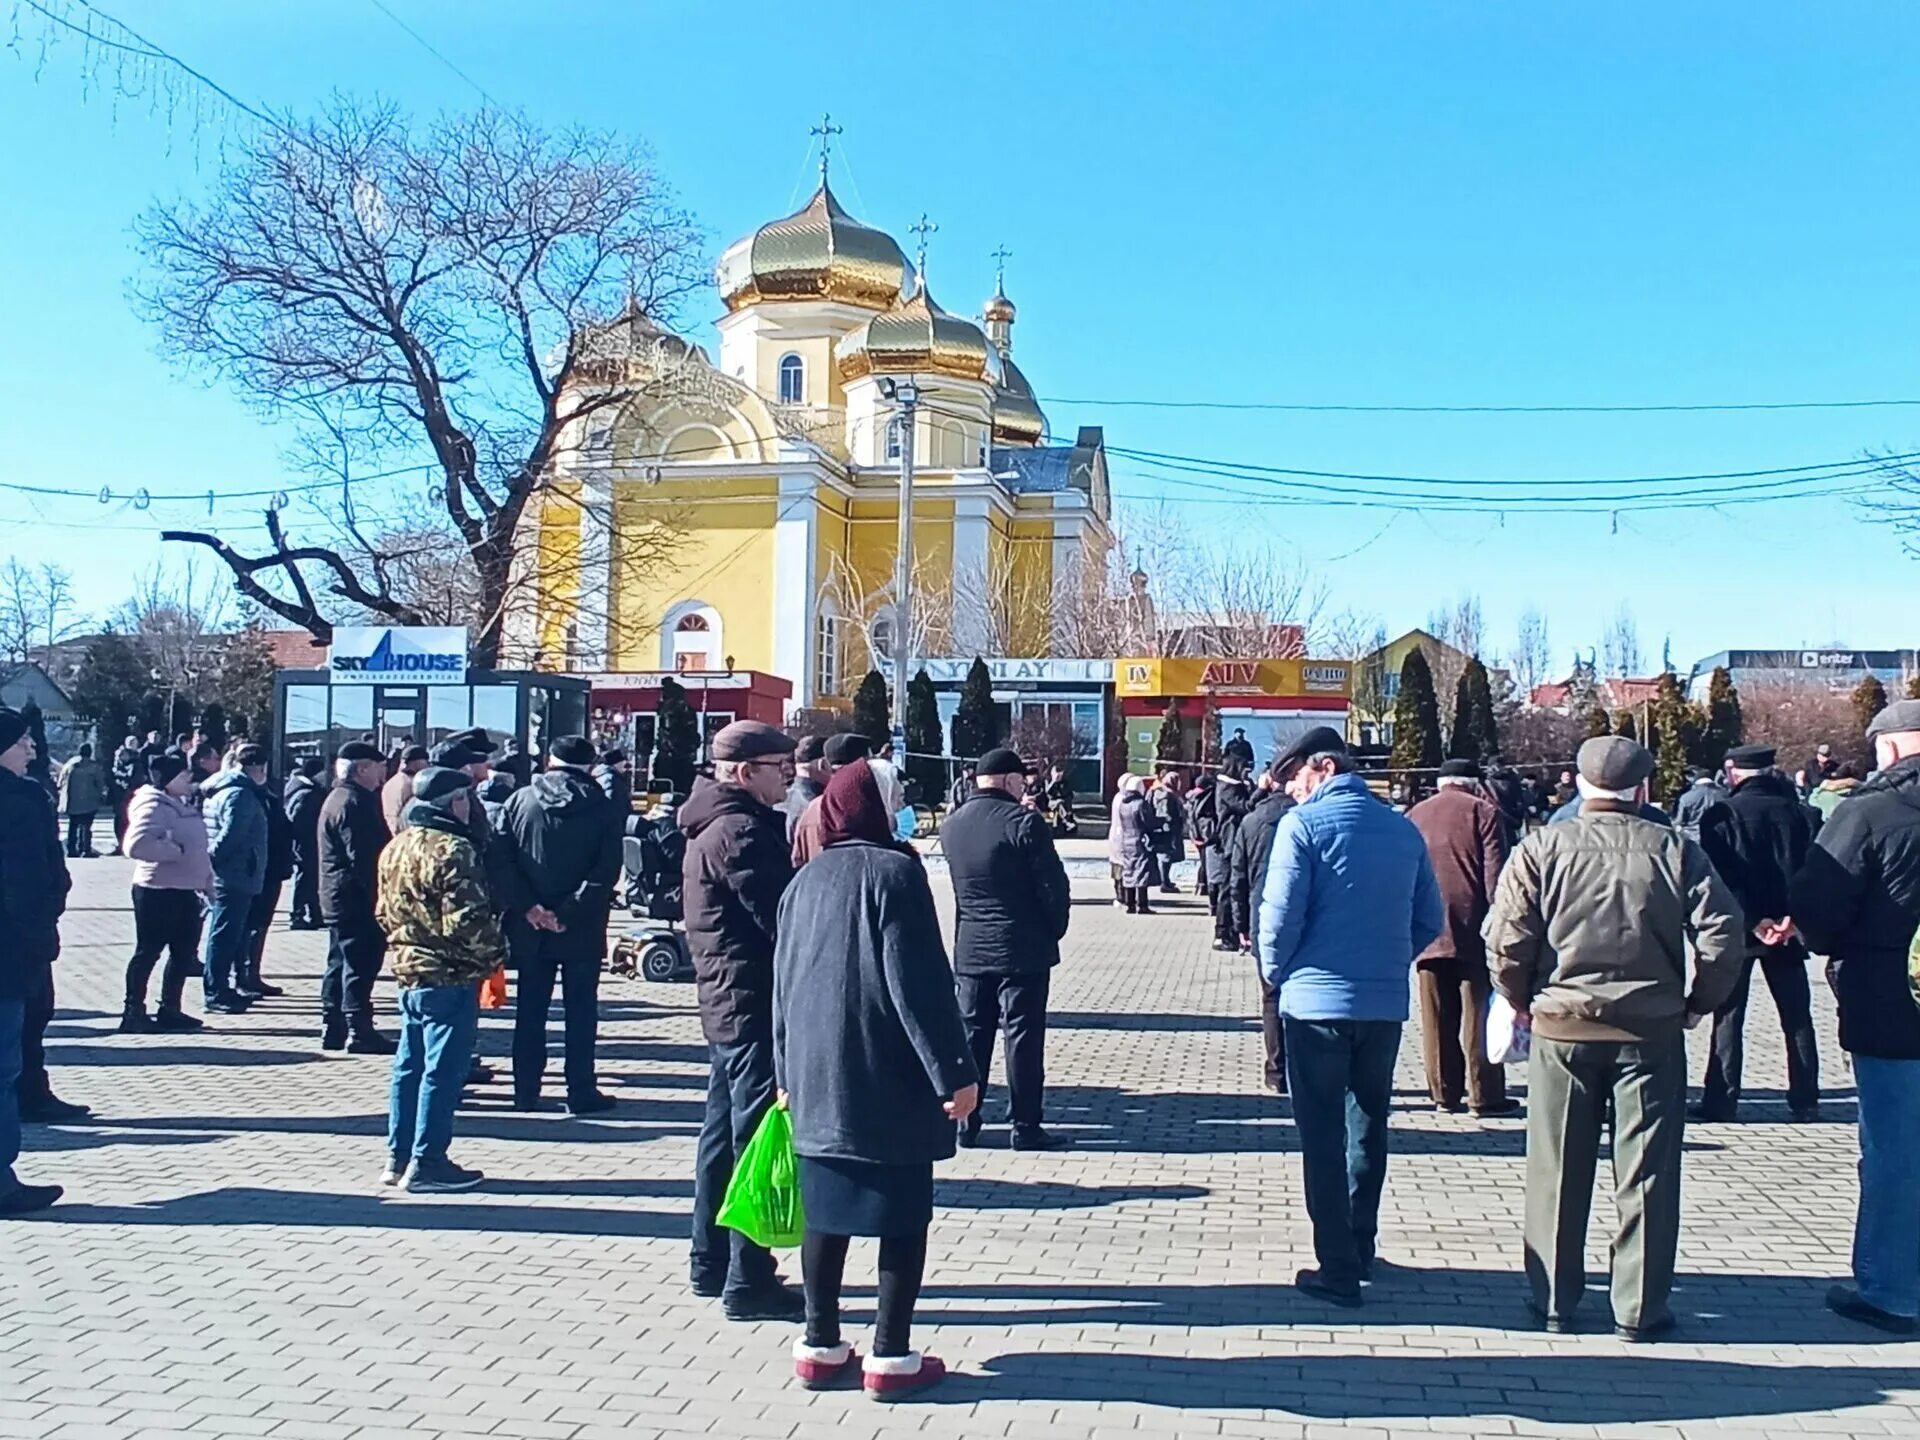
left=817, top=759, right=894, bottom=848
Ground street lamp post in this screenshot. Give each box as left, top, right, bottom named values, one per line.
left=887, top=380, right=920, bottom=747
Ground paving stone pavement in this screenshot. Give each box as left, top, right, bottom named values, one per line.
left=4, top=856, right=1917, bottom=1440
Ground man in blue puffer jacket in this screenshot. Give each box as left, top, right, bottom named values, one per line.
left=1259, top=726, right=1443, bottom=1309
left=200, top=745, right=269, bottom=1013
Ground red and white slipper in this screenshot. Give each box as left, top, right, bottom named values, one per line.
left=863, top=1351, right=947, bottom=1400
left=792, top=1340, right=859, bottom=1390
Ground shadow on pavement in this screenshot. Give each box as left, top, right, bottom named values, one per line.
left=48, top=1044, right=322, bottom=1068
left=914, top=1268, right=1885, bottom=1347
left=21, top=1186, right=689, bottom=1239
left=937, top=1179, right=1208, bottom=1210
left=1051, top=1011, right=1259, bottom=1033
left=75, top=1111, right=701, bottom=1145
left=923, top=1351, right=1911, bottom=1421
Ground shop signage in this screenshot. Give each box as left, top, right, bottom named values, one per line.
left=588, top=671, right=751, bottom=691
left=920, top=657, right=1114, bottom=685
left=1800, top=651, right=1857, bottom=668
left=1116, top=657, right=1353, bottom=700
left=329, top=627, right=468, bottom=686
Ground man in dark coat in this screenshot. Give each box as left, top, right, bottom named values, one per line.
left=283, top=757, right=327, bottom=929
left=1791, top=702, right=1920, bottom=1334
left=1407, top=759, right=1514, bottom=1116
left=1208, top=761, right=1255, bottom=950
left=597, top=746, right=635, bottom=819
left=942, top=747, right=1072, bottom=1150
left=492, top=735, right=625, bottom=1116
left=679, top=720, right=801, bottom=1320
left=1224, top=728, right=1256, bottom=768
left=1231, top=766, right=1294, bottom=1094
left=318, top=741, right=392, bottom=1053
left=784, top=734, right=826, bottom=841
left=1150, top=769, right=1187, bottom=892
left=1696, top=744, right=1821, bottom=1122
left=0, top=707, right=69, bottom=1212
left=238, top=745, right=293, bottom=999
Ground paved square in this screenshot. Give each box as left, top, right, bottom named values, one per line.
left=3, top=857, right=1916, bottom=1439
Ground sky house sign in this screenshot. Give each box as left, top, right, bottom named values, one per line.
left=329, top=627, right=469, bottom=685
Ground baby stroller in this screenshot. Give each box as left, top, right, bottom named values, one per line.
left=608, top=801, right=694, bottom=984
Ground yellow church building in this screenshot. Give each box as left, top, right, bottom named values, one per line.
left=518, top=167, right=1114, bottom=717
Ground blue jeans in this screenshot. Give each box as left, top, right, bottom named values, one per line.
left=0, top=999, right=22, bottom=1196
left=388, top=984, right=481, bottom=1167
left=201, top=884, right=254, bottom=1001
left=690, top=1035, right=779, bottom=1298
left=1853, top=1056, right=1920, bottom=1318
left=1284, top=1017, right=1403, bottom=1291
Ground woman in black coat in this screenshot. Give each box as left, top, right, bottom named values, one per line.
left=773, top=759, right=979, bottom=1399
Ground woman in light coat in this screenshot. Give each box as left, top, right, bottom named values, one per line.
left=121, top=754, right=214, bottom=1032
left=1115, top=775, right=1160, bottom=914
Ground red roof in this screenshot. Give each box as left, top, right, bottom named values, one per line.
left=259, top=628, right=330, bottom=669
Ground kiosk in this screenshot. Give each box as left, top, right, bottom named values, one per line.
left=271, top=626, right=590, bottom=778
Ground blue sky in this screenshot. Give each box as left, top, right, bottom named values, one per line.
left=3, top=1, right=1918, bottom=674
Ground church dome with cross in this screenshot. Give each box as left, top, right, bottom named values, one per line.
left=714, top=182, right=910, bottom=314
left=835, top=281, right=1003, bottom=386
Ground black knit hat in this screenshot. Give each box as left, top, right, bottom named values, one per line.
left=147, top=753, right=188, bottom=788
left=0, top=706, right=27, bottom=754
left=550, top=735, right=597, bottom=768
left=823, top=732, right=871, bottom=766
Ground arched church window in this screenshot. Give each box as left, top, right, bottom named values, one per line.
left=884, top=417, right=902, bottom=462
left=778, top=353, right=805, bottom=405
left=665, top=604, right=720, bottom=672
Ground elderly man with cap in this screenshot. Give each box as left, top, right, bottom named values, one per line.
left=1487, top=735, right=1744, bottom=1340
left=680, top=719, right=803, bottom=1319
left=791, top=732, right=870, bottom=867
left=1, top=705, right=74, bottom=1211
left=597, top=746, right=635, bottom=820
left=492, top=735, right=625, bottom=1115
left=1258, top=725, right=1443, bottom=1307
left=319, top=740, right=395, bottom=1053
left=1407, top=758, right=1515, bottom=1117
left=1791, top=699, right=1920, bottom=1334
left=1695, top=743, right=1822, bottom=1124
left=374, top=765, right=507, bottom=1193
left=381, top=744, right=432, bottom=836
left=785, top=734, right=828, bottom=842
left=940, top=746, right=1072, bottom=1150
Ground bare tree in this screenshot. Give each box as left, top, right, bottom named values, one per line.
left=112, top=559, right=233, bottom=696
left=0, top=560, right=86, bottom=664
left=137, top=100, right=707, bottom=666
left=1422, top=593, right=1485, bottom=737
left=1510, top=606, right=1553, bottom=701
left=1600, top=603, right=1644, bottom=678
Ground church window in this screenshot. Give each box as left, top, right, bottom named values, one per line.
left=884, top=417, right=902, bottom=462
left=664, top=603, right=721, bottom=672
left=815, top=609, right=844, bottom=698
left=778, top=353, right=805, bottom=405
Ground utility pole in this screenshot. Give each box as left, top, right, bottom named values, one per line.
left=889, top=381, right=920, bottom=744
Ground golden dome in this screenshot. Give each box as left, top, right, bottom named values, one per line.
left=716, top=183, right=909, bottom=313
left=992, top=356, right=1047, bottom=446
left=983, top=287, right=1016, bottom=324
left=836, top=282, right=1004, bottom=386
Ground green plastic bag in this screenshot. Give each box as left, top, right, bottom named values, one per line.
left=717, top=1105, right=806, bottom=1248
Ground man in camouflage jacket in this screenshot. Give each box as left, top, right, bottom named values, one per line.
left=375, top=767, right=506, bottom=1193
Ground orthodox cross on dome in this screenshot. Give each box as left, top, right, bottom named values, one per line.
left=910, top=213, right=939, bottom=285
left=810, top=112, right=844, bottom=184
left=990, top=243, right=1012, bottom=294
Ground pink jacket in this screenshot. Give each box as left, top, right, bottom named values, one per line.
left=125, top=786, right=214, bottom=892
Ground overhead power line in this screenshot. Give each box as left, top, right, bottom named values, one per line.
left=1041, top=393, right=1920, bottom=415
left=364, top=0, right=499, bottom=105
left=20, top=0, right=279, bottom=128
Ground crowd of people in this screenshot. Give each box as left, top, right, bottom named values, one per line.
left=4, top=689, right=1920, bottom=1400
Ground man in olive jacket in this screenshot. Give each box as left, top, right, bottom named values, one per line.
left=1487, top=736, right=1744, bottom=1341
left=680, top=721, right=801, bottom=1321
left=941, top=748, right=1071, bottom=1151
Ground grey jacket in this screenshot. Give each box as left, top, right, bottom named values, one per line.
left=773, top=840, right=978, bottom=1166
left=1485, top=800, right=1746, bottom=1042
left=201, top=770, right=268, bottom=895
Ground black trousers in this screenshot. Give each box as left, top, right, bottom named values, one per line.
left=1258, top=975, right=1287, bottom=1093
left=17, top=964, right=55, bottom=1106
left=321, top=922, right=386, bottom=1027
left=64, top=813, right=97, bottom=857
left=1701, top=947, right=1819, bottom=1115
left=690, top=1035, right=779, bottom=1297
left=244, top=881, right=282, bottom=982
left=126, top=886, right=203, bottom=1011
left=803, top=1228, right=929, bottom=1357
left=509, top=931, right=602, bottom=1102
left=288, top=857, right=321, bottom=926
left=956, top=970, right=1050, bottom=1128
